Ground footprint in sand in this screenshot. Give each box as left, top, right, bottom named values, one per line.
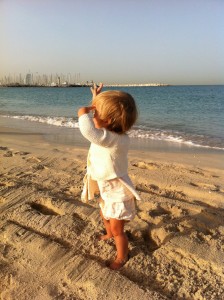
left=30, top=200, right=64, bottom=216
left=72, top=213, right=87, bottom=234
left=136, top=201, right=187, bottom=248
left=153, top=211, right=185, bottom=246
left=0, top=146, right=9, bottom=151
left=16, top=151, right=30, bottom=156
left=143, top=206, right=172, bottom=225
left=189, top=169, right=205, bottom=176
left=136, top=183, right=186, bottom=201
left=150, top=223, right=180, bottom=247
left=3, top=151, right=13, bottom=157
left=64, top=186, right=82, bottom=196
left=162, top=189, right=187, bottom=201
left=132, top=161, right=158, bottom=170
left=136, top=183, right=160, bottom=194
left=139, top=201, right=185, bottom=225
left=190, top=182, right=220, bottom=192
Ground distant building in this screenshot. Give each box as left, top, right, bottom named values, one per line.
left=25, top=73, right=32, bottom=85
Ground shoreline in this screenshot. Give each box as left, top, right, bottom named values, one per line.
left=1, top=116, right=224, bottom=170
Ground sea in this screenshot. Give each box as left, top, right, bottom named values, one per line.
left=0, top=85, right=224, bottom=153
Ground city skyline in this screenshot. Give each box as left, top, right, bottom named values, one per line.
left=0, top=71, right=169, bottom=87
left=0, top=72, right=82, bottom=86
left=1, top=0, right=224, bottom=85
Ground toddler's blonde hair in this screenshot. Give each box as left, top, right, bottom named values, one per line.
left=92, top=90, right=138, bottom=134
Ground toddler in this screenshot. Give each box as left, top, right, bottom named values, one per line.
left=78, top=83, right=140, bottom=270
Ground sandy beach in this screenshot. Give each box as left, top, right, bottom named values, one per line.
left=1, top=124, right=224, bottom=300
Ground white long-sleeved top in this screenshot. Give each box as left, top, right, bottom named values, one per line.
left=79, top=113, right=130, bottom=181
left=79, top=113, right=141, bottom=201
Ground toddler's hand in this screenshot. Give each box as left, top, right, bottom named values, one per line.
left=78, top=106, right=95, bottom=117
left=91, top=82, right=103, bottom=100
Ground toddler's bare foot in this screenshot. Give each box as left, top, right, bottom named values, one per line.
left=98, top=234, right=113, bottom=241
left=109, top=255, right=129, bottom=270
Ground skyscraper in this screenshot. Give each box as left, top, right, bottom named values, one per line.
left=25, top=73, right=32, bottom=85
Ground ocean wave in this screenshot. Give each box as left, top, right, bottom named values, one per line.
left=2, top=114, right=79, bottom=128
left=129, top=128, right=224, bottom=150
left=2, top=114, right=224, bottom=151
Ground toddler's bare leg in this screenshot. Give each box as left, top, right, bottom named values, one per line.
left=109, top=218, right=129, bottom=270
left=99, top=210, right=113, bottom=240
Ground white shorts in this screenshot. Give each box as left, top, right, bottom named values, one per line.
left=97, top=178, right=136, bottom=221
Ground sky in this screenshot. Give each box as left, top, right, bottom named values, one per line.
left=0, top=0, right=224, bottom=85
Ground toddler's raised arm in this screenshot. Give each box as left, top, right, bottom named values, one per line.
left=78, top=106, right=95, bottom=117
left=78, top=114, right=119, bottom=147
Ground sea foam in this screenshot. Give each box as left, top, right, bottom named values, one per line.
left=2, top=114, right=224, bottom=151
left=3, top=115, right=79, bottom=128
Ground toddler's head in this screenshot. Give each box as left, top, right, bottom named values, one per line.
left=92, top=90, right=138, bottom=134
